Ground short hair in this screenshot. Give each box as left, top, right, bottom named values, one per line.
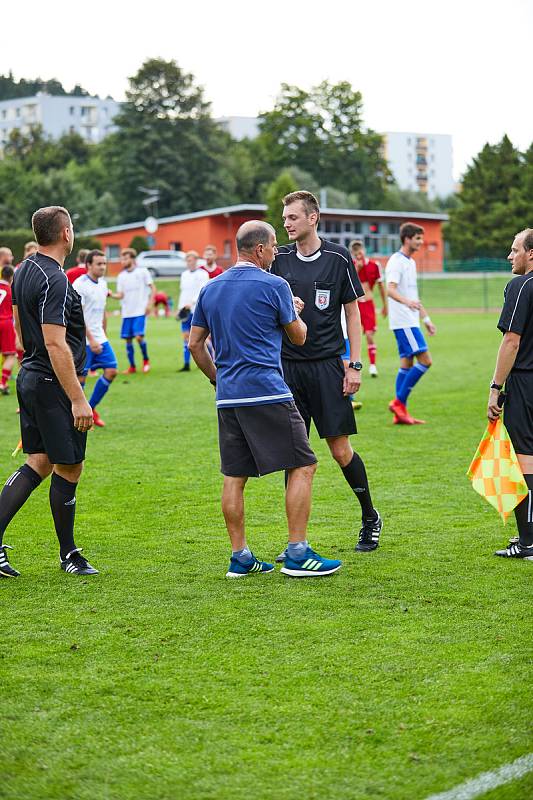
left=283, top=190, right=320, bottom=223
left=400, top=222, right=424, bottom=243
left=185, top=250, right=199, bottom=259
left=350, top=240, right=364, bottom=253
left=236, top=221, right=274, bottom=252
left=121, top=248, right=137, bottom=258
left=0, top=247, right=12, bottom=259
left=1, top=265, right=14, bottom=282
left=23, top=241, right=38, bottom=255
left=31, top=206, right=71, bottom=246
left=518, top=228, right=533, bottom=252
left=86, top=249, right=105, bottom=265
left=77, top=248, right=89, bottom=263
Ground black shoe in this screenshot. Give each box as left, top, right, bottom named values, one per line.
left=60, top=548, right=99, bottom=575
left=494, top=542, right=533, bottom=560
left=0, top=544, right=20, bottom=577
left=0, top=385, right=9, bottom=396
left=356, top=510, right=382, bottom=552
left=178, top=364, right=190, bottom=372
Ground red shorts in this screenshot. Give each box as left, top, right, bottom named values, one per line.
left=0, top=318, right=16, bottom=354
left=358, top=299, right=377, bottom=334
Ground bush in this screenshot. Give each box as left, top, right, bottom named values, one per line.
left=0, top=229, right=102, bottom=267
left=129, top=235, right=150, bottom=254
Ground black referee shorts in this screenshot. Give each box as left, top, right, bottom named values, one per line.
left=17, top=368, right=87, bottom=465
left=282, top=357, right=357, bottom=439
left=504, top=371, right=533, bottom=455
left=217, top=401, right=317, bottom=477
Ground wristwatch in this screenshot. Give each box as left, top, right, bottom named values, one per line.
left=490, top=381, right=503, bottom=391
left=348, top=361, right=363, bottom=371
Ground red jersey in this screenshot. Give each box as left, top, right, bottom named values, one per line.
left=66, top=265, right=88, bottom=284
left=0, top=280, right=13, bottom=321
left=201, top=263, right=224, bottom=279
left=356, top=259, right=382, bottom=290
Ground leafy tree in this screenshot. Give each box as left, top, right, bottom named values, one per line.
left=129, top=235, right=150, bottom=253
left=264, top=171, right=297, bottom=245
left=0, top=71, right=89, bottom=100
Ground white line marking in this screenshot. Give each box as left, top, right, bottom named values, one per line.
left=424, top=753, right=533, bottom=800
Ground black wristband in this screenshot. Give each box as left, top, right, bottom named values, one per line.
left=490, top=382, right=503, bottom=391
left=210, top=379, right=216, bottom=387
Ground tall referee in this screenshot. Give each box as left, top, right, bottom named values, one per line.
left=270, top=191, right=382, bottom=554
left=0, top=206, right=98, bottom=578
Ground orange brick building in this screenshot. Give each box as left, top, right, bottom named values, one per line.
left=86, top=204, right=447, bottom=275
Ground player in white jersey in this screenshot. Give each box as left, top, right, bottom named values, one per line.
left=177, top=251, right=209, bottom=372
left=73, top=250, right=118, bottom=428
left=115, top=248, right=154, bottom=374
left=385, top=222, right=436, bottom=425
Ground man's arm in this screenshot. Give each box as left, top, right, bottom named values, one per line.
left=188, top=324, right=217, bottom=382
left=387, top=282, right=435, bottom=335
left=344, top=300, right=362, bottom=396
left=145, top=280, right=155, bottom=315
left=86, top=324, right=102, bottom=354
left=42, top=324, right=93, bottom=431
left=283, top=317, right=307, bottom=345
left=377, top=280, right=388, bottom=317
left=487, top=331, right=521, bottom=420
left=13, top=306, right=23, bottom=348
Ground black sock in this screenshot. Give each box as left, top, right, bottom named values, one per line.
left=514, top=474, right=533, bottom=547
left=0, top=464, right=42, bottom=544
left=49, top=473, right=78, bottom=559
left=341, top=453, right=376, bottom=520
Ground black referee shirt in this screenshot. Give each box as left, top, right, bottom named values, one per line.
left=12, top=252, right=86, bottom=376
left=270, top=239, right=364, bottom=361
left=497, top=273, right=533, bottom=371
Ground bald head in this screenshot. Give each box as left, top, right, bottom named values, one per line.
left=236, top=221, right=275, bottom=254
left=0, top=247, right=13, bottom=266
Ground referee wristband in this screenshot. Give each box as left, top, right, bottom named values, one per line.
left=422, top=315, right=432, bottom=325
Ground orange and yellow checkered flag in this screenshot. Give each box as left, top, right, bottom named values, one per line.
left=467, top=418, right=528, bottom=523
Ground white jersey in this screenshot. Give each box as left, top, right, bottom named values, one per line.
left=178, top=268, right=209, bottom=313
left=385, top=251, right=420, bottom=329
left=116, top=266, right=153, bottom=318
left=72, top=274, right=108, bottom=344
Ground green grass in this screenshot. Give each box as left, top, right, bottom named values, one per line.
left=1, top=310, right=531, bottom=800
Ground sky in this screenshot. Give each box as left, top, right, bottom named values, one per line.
left=2, top=0, right=532, bottom=181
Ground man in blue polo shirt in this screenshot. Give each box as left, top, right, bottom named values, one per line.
left=189, top=220, right=342, bottom=579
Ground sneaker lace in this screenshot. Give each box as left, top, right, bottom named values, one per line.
left=359, top=516, right=378, bottom=543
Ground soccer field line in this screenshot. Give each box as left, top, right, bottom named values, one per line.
left=424, top=753, right=533, bottom=800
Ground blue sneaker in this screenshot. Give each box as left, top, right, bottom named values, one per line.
left=280, top=547, right=342, bottom=578
left=225, top=554, right=275, bottom=578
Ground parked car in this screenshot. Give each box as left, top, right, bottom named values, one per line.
left=136, top=250, right=187, bottom=277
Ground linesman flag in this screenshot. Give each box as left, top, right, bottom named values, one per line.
left=467, top=418, right=528, bottom=523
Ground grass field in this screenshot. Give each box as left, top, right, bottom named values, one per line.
left=1, top=290, right=532, bottom=799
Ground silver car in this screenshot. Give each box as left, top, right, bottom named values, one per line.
left=136, top=250, right=187, bottom=277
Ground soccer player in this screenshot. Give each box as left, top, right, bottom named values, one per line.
left=188, top=220, right=342, bottom=578
left=201, top=245, right=224, bottom=279
left=385, top=223, right=436, bottom=425
left=115, top=248, right=154, bottom=374
left=0, top=266, right=17, bottom=395
left=270, top=190, right=382, bottom=554
left=177, top=250, right=208, bottom=372
left=73, top=250, right=118, bottom=428
left=65, top=248, right=89, bottom=284
left=0, top=206, right=98, bottom=579
left=351, top=240, right=387, bottom=377
left=488, top=227, right=533, bottom=560
left=15, top=241, right=38, bottom=269
left=0, top=247, right=14, bottom=269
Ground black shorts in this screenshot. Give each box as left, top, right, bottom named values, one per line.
left=504, top=371, right=533, bottom=455
left=217, top=401, right=317, bottom=477
left=17, top=368, right=87, bottom=465
left=282, top=357, right=357, bottom=439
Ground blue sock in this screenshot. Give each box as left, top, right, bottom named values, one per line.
left=139, top=340, right=148, bottom=361
left=126, top=341, right=135, bottom=367
left=397, top=363, right=429, bottom=405
left=395, top=368, right=409, bottom=398
left=89, top=376, right=111, bottom=409
left=287, top=540, right=308, bottom=560
left=232, top=546, right=253, bottom=564
left=183, top=342, right=190, bottom=366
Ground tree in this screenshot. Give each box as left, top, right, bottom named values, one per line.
left=445, top=136, right=527, bottom=258
left=264, top=171, right=297, bottom=245
left=130, top=235, right=150, bottom=254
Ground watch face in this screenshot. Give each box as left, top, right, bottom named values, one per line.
left=350, top=361, right=363, bottom=370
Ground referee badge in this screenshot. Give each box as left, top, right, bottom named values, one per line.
left=315, top=289, right=330, bottom=310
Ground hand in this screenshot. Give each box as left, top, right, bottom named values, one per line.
left=425, top=321, right=436, bottom=336
left=407, top=299, right=422, bottom=311
left=72, top=397, right=94, bottom=432
left=487, top=389, right=504, bottom=421
left=90, top=341, right=103, bottom=354
left=381, top=306, right=388, bottom=318
left=343, top=366, right=361, bottom=396
left=293, top=296, right=305, bottom=315
left=145, top=305, right=153, bottom=316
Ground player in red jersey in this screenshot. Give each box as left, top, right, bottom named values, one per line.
left=350, top=240, right=387, bottom=377
left=65, top=248, right=89, bottom=284
left=201, top=245, right=224, bottom=279
left=0, top=266, right=18, bottom=395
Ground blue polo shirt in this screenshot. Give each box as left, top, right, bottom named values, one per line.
left=191, top=263, right=297, bottom=408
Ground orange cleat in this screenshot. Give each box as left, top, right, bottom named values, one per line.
left=122, top=366, right=137, bottom=374
left=142, top=360, right=151, bottom=374
left=92, top=409, right=105, bottom=428
left=388, top=397, right=416, bottom=424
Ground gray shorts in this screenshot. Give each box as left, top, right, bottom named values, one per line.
left=217, top=401, right=317, bottom=477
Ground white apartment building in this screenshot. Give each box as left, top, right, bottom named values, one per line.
left=0, top=93, right=121, bottom=151
left=383, top=132, right=454, bottom=199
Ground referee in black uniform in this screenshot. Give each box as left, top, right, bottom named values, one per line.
left=0, top=206, right=98, bottom=578
left=270, top=191, right=382, bottom=554
left=489, top=227, right=533, bottom=560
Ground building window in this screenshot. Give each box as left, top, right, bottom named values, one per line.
left=69, top=106, right=75, bottom=116
left=170, top=242, right=182, bottom=251
left=15, top=108, right=20, bottom=118
left=106, top=244, right=120, bottom=261
left=224, top=239, right=232, bottom=258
